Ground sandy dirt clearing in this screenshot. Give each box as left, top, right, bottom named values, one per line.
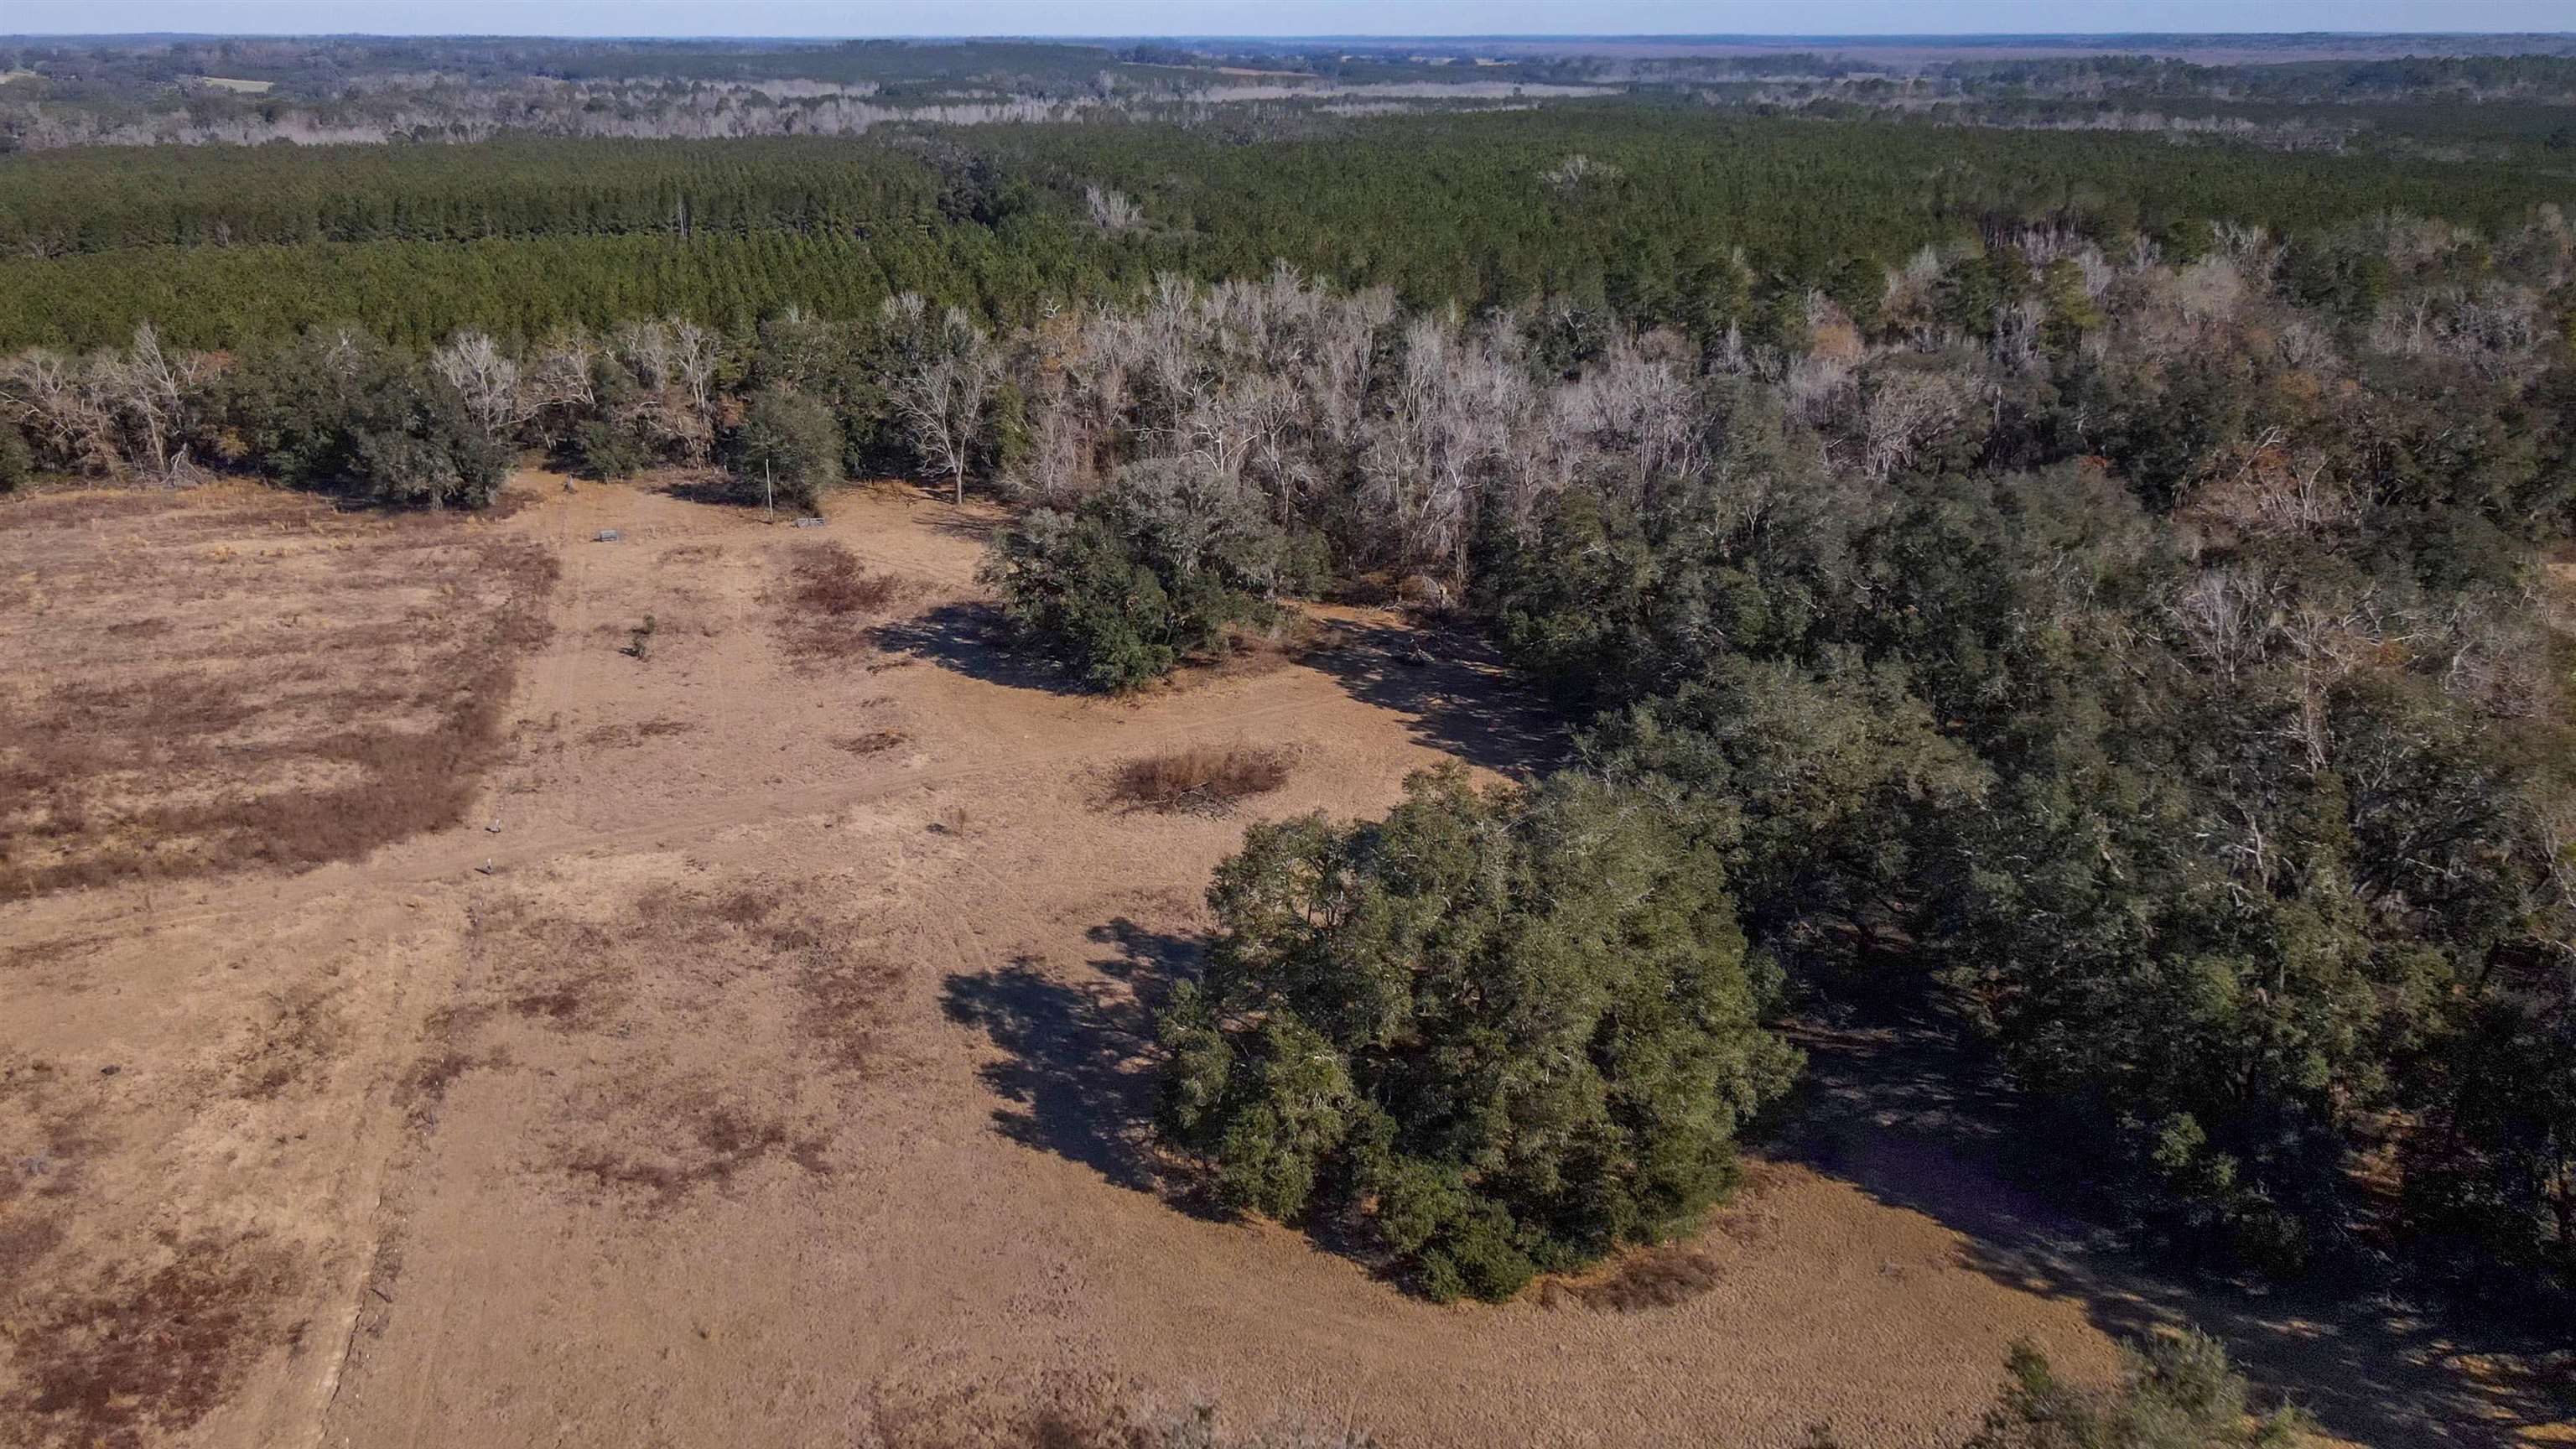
left=4, top=475, right=2566, bottom=1449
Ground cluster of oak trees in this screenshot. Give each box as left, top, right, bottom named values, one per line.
left=986, top=211, right=2576, bottom=1306
left=6, top=205, right=2573, bottom=1320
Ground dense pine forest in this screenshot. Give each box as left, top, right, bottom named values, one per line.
left=4, top=107, right=2573, bottom=350
left=6, top=34, right=2575, bottom=1376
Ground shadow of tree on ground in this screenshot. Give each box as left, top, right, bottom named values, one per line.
left=939, top=919, right=1204, bottom=1198
left=1774, top=1005, right=2576, bottom=1447
left=1299, top=617, right=1567, bottom=780
left=875, top=601, right=1089, bottom=697
left=923, top=506, right=1003, bottom=543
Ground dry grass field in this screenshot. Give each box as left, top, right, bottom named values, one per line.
left=0, top=484, right=555, bottom=899
left=2, top=475, right=2568, bottom=1449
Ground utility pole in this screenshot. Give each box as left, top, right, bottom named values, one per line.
left=765, top=460, right=774, bottom=518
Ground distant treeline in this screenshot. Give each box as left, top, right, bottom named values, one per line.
left=1952, top=51, right=2576, bottom=100
left=2, top=109, right=2569, bottom=350
left=0, top=137, right=948, bottom=256
left=0, top=34, right=1165, bottom=98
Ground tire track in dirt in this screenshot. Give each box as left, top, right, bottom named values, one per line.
left=297, top=922, right=467, bottom=1449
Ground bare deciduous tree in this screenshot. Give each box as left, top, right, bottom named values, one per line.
left=3, top=347, right=122, bottom=475
left=1083, top=184, right=1143, bottom=233
left=2170, top=564, right=2278, bottom=680
left=431, top=330, right=532, bottom=442
left=523, top=329, right=602, bottom=439
left=882, top=295, right=1000, bottom=505
left=609, top=318, right=722, bottom=465
left=100, top=323, right=205, bottom=481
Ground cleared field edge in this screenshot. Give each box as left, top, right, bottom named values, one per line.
left=0, top=484, right=561, bottom=899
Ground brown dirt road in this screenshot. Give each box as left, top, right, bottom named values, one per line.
left=4, top=475, right=2564, bottom=1449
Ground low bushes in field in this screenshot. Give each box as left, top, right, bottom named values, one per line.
left=778, top=540, right=900, bottom=662
left=1551, top=1245, right=1725, bottom=1312
left=791, top=541, right=899, bottom=615
left=1108, top=745, right=1292, bottom=815
left=1955, top=1331, right=2309, bottom=1449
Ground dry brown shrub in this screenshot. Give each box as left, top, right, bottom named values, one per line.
left=1107, top=745, right=1292, bottom=815
left=774, top=541, right=901, bottom=663
left=1545, top=1244, right=1724, bottom=1313
left=834, top=729, right=909, bottom=756
left=791, top=541, right=900, bottom=615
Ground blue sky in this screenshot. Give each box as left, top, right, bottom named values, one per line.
left=5, top=1, right=2571, bottom=39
